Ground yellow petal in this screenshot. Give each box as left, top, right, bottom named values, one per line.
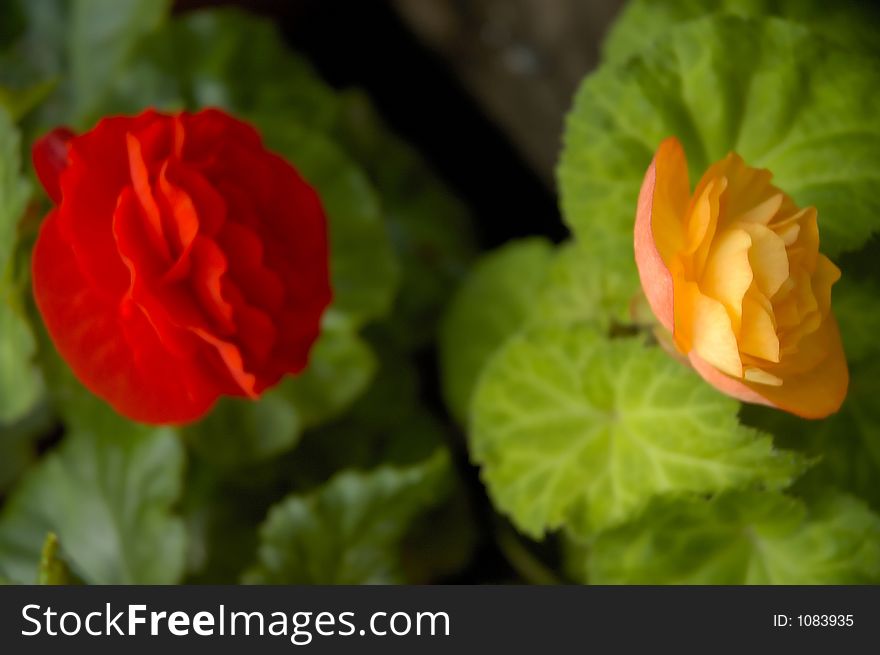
left=691, top=290, right=743, bottom=378
left=736, top=221, right=789, bottom=298
left=744, top=367, right=783, bottom=386
left=700, top=227, right=753, bottom=333
left=740, top=293, right=780, bottom=362
left=811, top=254, right=841, bottom=318
left=736, top=193, right=783, bottom=224
left=685, top=177, right=726, bottom=277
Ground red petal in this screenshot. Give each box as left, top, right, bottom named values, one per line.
left=33, top=210, right=220, bottom=424
left=32, top=127, right=75, bottom=203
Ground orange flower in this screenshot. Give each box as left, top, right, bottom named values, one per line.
left=634, top=137, right=848, bottom=419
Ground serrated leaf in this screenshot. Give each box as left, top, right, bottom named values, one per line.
left=603, top=0, right=880, bottom=64
left=440, top=238, right=554, bottom=424
left=243, top=451, right=453, bottom=584
left=471, top=326, right=805, bottom=538
left=589, top=491, right=880, bottom=584
left=559, top=15, right=880, bottom=266
left=0, top=425, right=186, bottom=584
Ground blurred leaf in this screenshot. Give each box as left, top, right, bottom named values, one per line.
left=742, top=356, right=880, bottom=511
left=471, top=326, right=806, bottom=539
left=440, top=238, right=554, bottom=424
left=834, top=275, right=880, bottom=364
left=0, top=425, right=186, bottom=584
left=0, top=78, right=56, bottom=122
left=589, top=491, right=880, bottom=584
left=69, top=0, right=170, bottom=119
left=38, top=532, right=72, bottom=585
left=184, top=392, right=302, bottom=472
left=4, top=0, right=171, bottom=127
left=260, top=119, right=399, bottom=328
left=603, top=0, right=880, bottom=64
left=0, top=299, right=42, bottom=424
left=278, top=310, right=377, bottom=430
left=0, top=106, right=29, bottom=277
left=0, top=402, right=52, bottom=492
left=243, top=450, right=452, bottom=584
left=334, top=91, right=476, bottom=348
left=101, top=8, right=338, bottom=127
left=559, top=15, right=880, bottom=269
left=0, top=108, right=41, bottom=424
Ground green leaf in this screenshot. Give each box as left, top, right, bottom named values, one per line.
left=440, top=238, right=554, bottom=424
left=834, top=275, right=880, bottom=364
left=243, top=451, right=453, bottom=584
left=259, top=119, right=399, bottom=328
left=69, top=0, right=169, bottom=119
left=38, top=533, right=72, bottom=585
left=589, top=491, right=880, bottom=584
left=0, top=298, right=42, bottom=424
left=0, top=106, right=28, bottom=278
left=471, top=326, right=805, bottom=538
left=0, top=79, right=57, bottom=122
left=277, top=310, right=377, bottom=429
left=184, top=392, right=302, bottom=472
left=533, top=240, right=637, bottom=331
left=6, top=0, right=171, bottom=126
left=742, top=356, right=880, bottom=511
left=603, top=0, right=880, bottom=64
left=0, top=108, right=41, bottom=425
left=559, top=15, right=880, bottom=264
left=0, top=425, right=187, bottom=584
left=0, top=401, right=51, bottom=492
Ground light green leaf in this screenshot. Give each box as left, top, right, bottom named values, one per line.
left=533, top=240, right=637, bottom=331
left=38, top=533, right=72, bottom=585
left=259, top=119, right=399, bottom=328
left=603, top=0, right=880, bottom=64
left=243, top=451, right=452, bottom=584
left=589, top=491, right=880, bottom=584
left=440, top=238, right=554, bottom=424
left=0, top=426, right=186, bottom=584
left=471, top=326, right=805, bottom=538
left=559, top=15, right=880, bottom=265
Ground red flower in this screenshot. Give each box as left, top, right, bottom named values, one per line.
left=31, top=109, right=332, bottom=425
